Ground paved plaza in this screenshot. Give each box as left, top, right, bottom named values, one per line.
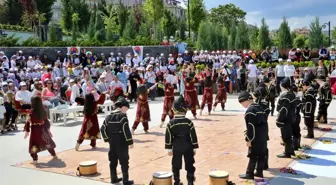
left=1, top=95, right=336, bottom=185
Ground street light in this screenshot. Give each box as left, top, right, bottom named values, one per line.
left=322, top=21, right=331, bottom=46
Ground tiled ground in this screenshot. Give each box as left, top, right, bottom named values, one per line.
left=15, top=114, right=332, bottom=185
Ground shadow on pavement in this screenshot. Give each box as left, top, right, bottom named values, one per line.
left=133, top=139, right=154, bottom=143
left=297, top=157, right=336, bottom=166
left=36, top=158, right=66, bottom=169
left=136, top=131, right=165, bottom=137
left=270, top=176, right=306, bottom=185
left=80, top=147, right=109, bottom=152
left=54, top=121, right=83, bottom=127
left=306, top=148, right=336, bottom=156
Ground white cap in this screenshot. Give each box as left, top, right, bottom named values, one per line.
left=19, top=82, right=27, bottom=86
left=69, top=79, right=75, bottom=83
left=2, top=82, right=8, bottom=86
left=0, top=51, right=4, bottom=54
left=223, top=51, right=226, bottom=53
left=169, top=54, right=172, bottom=57
left=243, top=50, right=247, bottom=54
left=161, top=53, right=164, bottom=56
left=57, top=51, right=61, bottom=53
left=110, top=52, right=114, bottom=55
left=28, top=56, right=33, bottom=59
left=185, top=50, right=189, bottom=54
left=84, top=67, right=89, bottom=70
left=146, top=53, right=149, bottom=56
left=56, top=77, right=62, bottom=81
left=287, top=59, right=292, bottom=62
left=101, top=53, right=104, bottom=56
left=19, top=50, right=23, bottom=53
left=134, top=54, right=138, bottom=57
left=248, top=50, right=252, bottom=53
left=279, top=58, right=283, bottom=62
left=67, top=53, right=70, bottom=56
left=146, top=65, right=153, bottom=70
left=249, top=59, right=254, bottom=64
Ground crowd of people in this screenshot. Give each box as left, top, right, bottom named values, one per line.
left=0, top=47, right=335, bottom=185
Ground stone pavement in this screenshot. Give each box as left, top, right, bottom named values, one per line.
left=1, top=95, right=336, bottom=185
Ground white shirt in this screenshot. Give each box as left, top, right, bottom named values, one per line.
left=70, top=85, right=80, bottom=103
left=275, top=64, right=285, bottom=77
left=0, top=106, right=6, bottom=119
left=125, top=57, right=132, bottom=66
left=73, top=69, right=81, bottom=76
left=160, top=66, right=168, bottom=73
left=177, top=57, right=183, bottom=64
left=222, top=68, right=231, bottom=81
left=3, top=60, right=9, bottom=69
left=168, top=64, right=177, bottom=71
left=27, top=60, right=36, bottom=69
left=247, top=64, right=257, bottom=78
left=15, top=90, right=32, bottom=104
left=91, top=68, right=98, bottom=77
left=74, top=58, right=80, bottom=65
left=132, top=58, right=140, bottom=66
left=145, top=71, right=156, bottom=83
left=110, top=81, right=125, bottom=91
left=284, top=65, right=295, bottom=77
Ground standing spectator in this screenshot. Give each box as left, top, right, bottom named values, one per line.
left=117, top=67, right=127, bottom=93
left=125, top=53, right=132, bottom=66
left=128, top=68, right=140, bottom=102
left=238, top=62, right=247, bottom=91
left=222, top=63, right=232, bottom=94
left=316, top=60, right=328, bottom=77
left=145, top=65, right=157, bottom=101
left=329, top=47, right=336, bottom=62
left=175, top=39, right=187, bottom=55
left=271, top=47, right=279, bottom=63
left=295, top=48, right=302, bottom=61
left=275, top=59, right=286, bottom=94
left=247, top=60, right=258, bottom=92
left=284, top=59, right=295, bottom=81
left=319, top=45, right=329, bottom=60
left=133, top=54, right=140, bottom=67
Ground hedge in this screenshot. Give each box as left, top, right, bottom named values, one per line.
left=0, top=24, right=33, bottom=32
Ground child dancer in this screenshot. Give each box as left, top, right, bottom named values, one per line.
left=160, top=81, right=175, bottom=128
left=213, top=76, right=227, bottom=111
left=75, top=93, right=105, bottom=151
left=132, top=84, right=151, bottom=134
left=24, top=96, right=57, bottom=164
left=200, top=75, right=213, bottom=115
left=184, top=76, right=200, bottom=119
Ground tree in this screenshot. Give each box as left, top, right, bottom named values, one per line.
left=2, top=0, right=24, bottom=25
left=154, top=19, right=163, bottom=41
left=293, top=35, right=306, bottom=48
left=144, top=0, right=164, bottom=37
left=94, top=11, right=106, bottom=42
left=222, top=27, right=229, bottom=49
left=20, top=0, right=37, bottom=28
left=228, top=20, right=236, bottom=49
left=103, top=5, right=119, bottom=41
left=332, top=26, right=336, bottom=43
left=34, top=0, right=56, bottom=24
left=73, top=0, right=90, bottom=32
left=189, top=0, right=207, bottom=33
left=87, top=12, right=96, bottom=40
left=117, top=3, right=129, bottom=36
left=123, top=8, right=136, bottom=39
left=60, top=0, right=72, bottom=32
left=162, top=9, right=177, bottom=38
left=278, top=17, right=292, bottom=49
left=71, top=13, right=80, bottom=42
left=209, top=3, right=246, bottom=29
left=258, top=18, right=271, bottom=50
left=48, top=23, right=57, bottom=42
left=196, top=21, right=212, bottom=50
left=235, top=21, right=250, bottom=49
left=248, top=25, right=259, bottom=50
left=308, top=17, right=323, bottom=49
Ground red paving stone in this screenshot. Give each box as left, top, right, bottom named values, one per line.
left=15, top=114, right=332, bottom=185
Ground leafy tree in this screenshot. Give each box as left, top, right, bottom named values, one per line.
left=60, top=0, right=72, bottom=32
left=20, top=0, right=37, bottom=27
left=293, top=35, right=306, bottom=48
left=278, top=17, right=292, bottom=49
left=144, top=0, right=164, bottom=37
left=332, top=26, right=336, bottom=43
left=71, top=13, right=80, bottom=42
left=103, top=5, right=119, bottom=41
left=139, top=21, right=151, bottom=38
left=2, top=0, right=24, bottom=25
left=196, top=21, right=212, bottom=50
left=134, top=5, right=144, bottom=33
left=87, top=12, right=96, bottom=40
left=178, top=20, right=187, bottom=41
left=123, top=8, right=136, bottom=39
left=154, top=19, right=163, bottom=42
left=258, top=18, right=271, bottom=50
left=235, top=21, right=250, bottom=49
left=308, top=17, right=323, bottom=48
left=162, top=9, right=177, bottom=38
left=94, top=11, right=106, bottom=42
left=189, top=0, right=207, bottom=33
left=248, top=25, right=259, bottom=50
left=228, top=20, right=236, bottom=49
left=73, top=0, right=90, bottom=32
left=222, top=27, right=229, bottom=49
left=209, top=3, right=246, bottom=29
left=48, top=23, right=57, bottom=42
left=34, top=0, right=56, bottom=24
left=117, top=3, right=129, bottom=36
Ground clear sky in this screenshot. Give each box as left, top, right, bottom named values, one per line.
left=201, top=0, right=336, bottom=30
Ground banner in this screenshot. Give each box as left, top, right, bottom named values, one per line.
left=67, top=47, right=80, bottom=55
left=132, top=46, right=144, bottom=60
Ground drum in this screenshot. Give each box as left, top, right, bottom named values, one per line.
left=152, top=172, right=173, bottom=185
left=209, top=170, right=229, bottom=185
left=77, top=161, right=97, bottom=176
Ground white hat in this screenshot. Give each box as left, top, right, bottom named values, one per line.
left=134, top=53, right=138, bottom=57
left=243, top=50, right=247, bottom=54
left=279, top=58, right=283, bottom=62
left=28, top=56, right=33, bottom=59
left=233, top=51, right=236, bottom=53
left=223, top=51, right=226, bottom=53
left=44, top=78, right=50, bottom=82
left=57, top=51, right=61, bottom=54
left=146, top=65, right=153, bottom=70
left=118, top=52, right=121, bottom=55
left=287, top=59, right=292, bottom=62
left=205, top=50, right=208, bottom=53
left=248, top=50, right=252, bottom=53
left=19, top=50, right=23, bottom=53
left=146, top=53, right=149, bottom=56
left=249, top=59, right=254, bottom=64
left=19, top=82, right=27, bottom=86
left=194, top=50, right=197, bottom=53
left=304, top=67, right=309, bottom=71
left=110, top=52, right=114, bottom=55
left=2, top=82, right=8, bottom=86
left=92, top=63, right=96, bottom=66
left=169, top=54, right=172, bottom=57
left=56, top=77, right=62, bottom=81
left=185, top=50, right=189, bottom=54
left=67, top=53, right=70, bottom=56
left=161, top=53, right=164, bottom=56
left=0, top=51, right=4, bottom=54
left=212, top=51, right=215, bottom=54
left=84, top=67, right=89, bottom=70
left=11, top=55, right=16, bottom=58
left=69, top=79, right=75, bottom=83
left=217, top=50, right=220, bottom=53
left=101, top=53, right=104, bottom=56
left=297, top=48, right=300, bottom=51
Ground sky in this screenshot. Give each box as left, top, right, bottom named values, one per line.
left=198, top=0, right=336, bottom=30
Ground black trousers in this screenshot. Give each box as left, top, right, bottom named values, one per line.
left=129, top=85, right=137, bottom=102
left=21, top=104, right=31, bottom=109
left=224, top=81, right=230, bottom=94
left=75, top=97, right=85, bottom=105
left=317, top=102, right=329, bottom=123
left=172, top=148, right=195, bottom=176
left=304, top=117, right=314, bottom=128
left=292, top=116, right=301, bottom=138
left=4, top=103, right=18, bottom=126
left=268, top=98, right=275, bottom=115
left=108, top=142, right=129, bottom=181
left=280, top=124, right=294, bottom=155
left=276, top=77, right=285, bottom=95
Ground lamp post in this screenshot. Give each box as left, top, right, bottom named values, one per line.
left=322, top=21, right=331, bottom=46
left=184, top=0, right=191, bottom=39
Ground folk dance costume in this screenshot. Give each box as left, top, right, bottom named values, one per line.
left=238, top=91, right=268, bottom=179
left=132, top=85, right=150, bottom=133
left=301, top=79, right=317, bottom=138
left=261, top=77, right=277, bottom=116
left=200, top=76, right=213, bottom=115
left=276, top=77, right=296, bottom=158
left=291, top=85, right=302, bottom=150
left=213, top=76, right=227, bottom=111
left=316, top=75, right=332, bottom=124
left=100, top=97, right=134, bottom=185
left=160, top=82, right=175, bottom=128
left=184, top=77, right=200, bottom=119
left=165, top=95, right=199, bottom=185
left=76, top=94, right=106, bottom=151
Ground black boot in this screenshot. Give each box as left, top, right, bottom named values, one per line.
left=239, top=159, right=256, bottom=180
left=110, top=168, right=122, bottom=183
left=187, top=173, right=195, bottom=185
left=264, top=155, right=269, bottom=170
left=122, top=172, right=134, bottom=185
left=254, top=158, right=265, bottom=178
left=173, top=170, right=182, bottom=185
left=322, top=114, right=328, bottom=124
left=304, top=128, right=314, bottom=138
left=271, top=108, right=274, bottom=116
left=293, top=137, right=300, bottom=151
left=277, top=141, right=294, bottom=158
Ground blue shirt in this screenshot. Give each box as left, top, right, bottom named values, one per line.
left=117, top=72, right=127, bottom=85
left=175, top=42, right=187, bottom=54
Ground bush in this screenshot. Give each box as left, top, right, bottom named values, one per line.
left=0, top=34, right=20, bottom=46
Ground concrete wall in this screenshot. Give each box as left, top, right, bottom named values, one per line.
left=0, top=46, right=175, bottom=60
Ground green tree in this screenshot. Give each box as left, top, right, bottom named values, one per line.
left=189, top=0, right=207, bottom=33
left=48, top=23, right=57, bottom=42
left=34, top=0, right=56, bottom=24
left=258, top=18, right=271, bottom=49
left=71, top=13, right=80, bottom=42
left=308, top=17, right=323, bottom=48
left=209, top=3, right=246, bottom=29
left=179, top=20, right=187, bottom=40
left=103, top=5, right=119, bottom=41
left=222, top=27, right=229, bottom=49
left=248, top=25, right=259, bottom=50
left=332, top=26, right=336, bottom=42
left=74, top=0, right=90, bottom=32
left=293, top=35, right=306, bottom=48
left=154, top=19, right=163, bottom=41
left=60, top=0, right=72, bottom=32
left=196, top=21, right=212, bottom=50
left=144, top=0, right=164, bottom=37
left=278, top=17, right=292, bottom=49
left=123, top=8, right=136, bottom=39
left=235, top=21, right=250, bottom=49
left=162, top=9, right=177, bottom=38
left=2, top=0, right=24, bottom=24
left=87, top=12, right=96, bottom=40
left=228, top=20, right=236, bottom=49
left=94, top=11, right=106, bottom=42
left=139, top=20, right=151, bottom=37
left=117, top=3, right=129, bottom=36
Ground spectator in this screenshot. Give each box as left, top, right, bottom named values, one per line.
left=117, top=67, right=127, bottom=93
left=175, top=39, right=187, bottom=54
left=302, top=47, right=311, bottom=61
left=296, top=48, right=302, bottom=61
left=316, top=60, right=328, bottom=77
left=128, top=67, right=140, bottom=102
left=15, top=82, right=32, bottom=109
left=95, top=75, right=109, bottom=95
left=284, top=59, right=295, bottom=81
left=41, top=67, right=53, bottom=84
left=222, top=63, right=232, bottom=94
left=69, top=78, right=84, bottom=105
left=275, top=58, right=286, bottom=94
left=288, top=48, right=297, bottom=61
left=238, top=62, right=247, bottom=91
left=110, top=76, right=125, bottom=95
left=329, top=60, right=336, bottom=75
left=31, top=81, right=43, bottom=97
left=247, top=60, right=257, bottom=92
left=319, top=45, right=329, bottom=60
left=42, top=79, right=61, bottom=107
left=145, top=65, right=157, bottom=101
left=329, top=47, right=336, bottom=61
left=271, top=46, right=279, bottom=63
left=261, top=46, right=271, bottom=62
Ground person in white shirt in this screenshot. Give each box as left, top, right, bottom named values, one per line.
left=284, top=59, right=295, bottom=80
left=109, top=76, right=125, bottom=94
left=222, top=63, right=232, bottom=94
left=247, top=60, right=258, bottom=92
left=15, top=82, right=32, bottom=109
left=145, top=65, right=157, bottom=100
left=26, top=56, right=36, bottom=70
left=69, top=79, right=84, bottom=105
left=2, top=56, right=9, bottom=70
left=132, top=54, right=140, bottom=66
left=275, top=58, right=286, bottom=94
left=125, top=53, right=132, bottom=66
